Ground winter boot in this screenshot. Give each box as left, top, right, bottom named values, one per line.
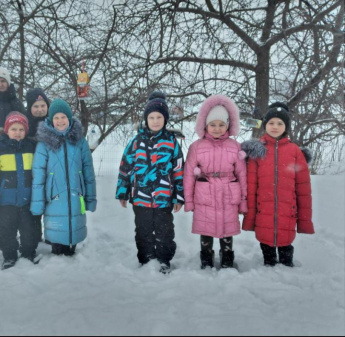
left=63, top=245, right=76, bottom=257
left=260, top=243, right=278, bottom=266
left=1, top=259, right=16, bottom=270
left=220, top=249, right=235, bottom=268
left=278, top=245, right=294, bottom=267
left=159, top=262, right=171, bottom=274
left=200, top=250, right=215, bottom=269
left=22, top=252, right=41, bottom=265
left=51, top=244, right=64, bottom=255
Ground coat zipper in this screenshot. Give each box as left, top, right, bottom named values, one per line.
left=274, top=140, right=278, bottom=247
left=63, top=141, right=73, bottom=248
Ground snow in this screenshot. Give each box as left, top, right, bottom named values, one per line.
left=0, top=174, right=344, bottom=336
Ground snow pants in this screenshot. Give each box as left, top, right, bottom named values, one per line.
left=0, top=205, right=40, bottom=261
left=133, top=206, right=176, bottom=265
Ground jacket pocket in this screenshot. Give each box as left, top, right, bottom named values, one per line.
left=228, top=181, right=241, bottom=205
left=194, top=181, right=212, bottom=206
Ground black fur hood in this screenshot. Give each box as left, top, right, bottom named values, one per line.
left=36, top=118, right=84, bottom=151
left=241, top=139, right=313, bottom=165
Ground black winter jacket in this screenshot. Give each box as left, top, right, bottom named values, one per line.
left=0, top=84, right=25, bottom=128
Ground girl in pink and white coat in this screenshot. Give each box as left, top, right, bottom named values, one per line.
left=184, top=95, right=247, bottom=269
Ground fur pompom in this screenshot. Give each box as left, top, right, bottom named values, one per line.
left=148, top=91, right=166, bottom=101
left=241, top=139, right=267, bottom=159
left=300, top=147, right=313, bottom=165
left=194, top=167, right=202, bottom=176
left=269, top=102, right=289, bottom=112
left=238, top=150, right=247, bottom=160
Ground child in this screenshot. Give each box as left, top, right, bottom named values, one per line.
left=0, top=112, right=40, bottom=270
left=26, top=88, right=51, bottom=244
left=0, top=67, right=25, bottom=129
left=116, top=91, right=184, bottom=274
left=30, top=99, right=97, bottom=256
left=26, top=88, right=50, bottom=139
left=184, top=95, right=248, bottom=269
left=242, top=102, right=314, bottom=267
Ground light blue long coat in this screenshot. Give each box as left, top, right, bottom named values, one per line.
left=30, top=119, right=97, bottom=245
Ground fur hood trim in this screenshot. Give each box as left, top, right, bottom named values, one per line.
left=241, top=139, right=267, bottom=159
left=36, top=118, right=84, bottom=151
left=300, top=147, right=313, bottom=165
left=196, top=95, right=240, bottom=138
left=242, top=139, right=314, bottom=164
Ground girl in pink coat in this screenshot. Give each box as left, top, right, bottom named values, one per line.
left=184, top=95, right=247, bottom=269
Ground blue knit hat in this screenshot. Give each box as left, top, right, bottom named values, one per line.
left=144, top=91, right=169, bottom=125
left=48, top=99, right=73, bottom=123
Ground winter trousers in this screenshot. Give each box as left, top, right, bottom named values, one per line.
left=133, top=206, right=176, bottom=265
left=260, top=243, right=294, bottom=267
left=0, top=205, right=40, bottom=261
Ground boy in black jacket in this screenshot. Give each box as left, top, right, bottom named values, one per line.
left=0, top=112, right=40, bottom=270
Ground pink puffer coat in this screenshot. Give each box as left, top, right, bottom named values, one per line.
left=184, top=95, right=247, bottom=238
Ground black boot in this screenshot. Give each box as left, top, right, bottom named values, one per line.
left=260, top=243, right=278, bottom=266
left=159, top=262, right=171, bottom=274
left=220, top=249, right=235, bottom=268
left=200, top=250, right=215, bottom=269
left=22, top=252, right=41, bottom=265
left=1, top=259, right=16, bottom=270
left=279, top=245, right=294, bottom=267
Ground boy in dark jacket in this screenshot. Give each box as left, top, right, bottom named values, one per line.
left=0, top=112, right=40, bottom=270
left=26, top=88, right=50, bottom=139
left=0, top=67, right=25, bottom=130
left=116, top=91, right=184, bottom=274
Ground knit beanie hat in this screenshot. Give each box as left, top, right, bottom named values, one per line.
left=4, top=112, right=29, bottom=136
left=206, top=105, right=230, bottom=127
left=48, top=98, right=73, bottom=123
left=144, top=91, right=169, bottom=125
left=26, top=88, right=50, bottom=113
left=0, top=67, right=11, bottom=85
left=262, top=102, right=290, bottom=131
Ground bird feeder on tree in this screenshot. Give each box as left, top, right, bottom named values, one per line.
left=77, top=61, right=91, bottom=100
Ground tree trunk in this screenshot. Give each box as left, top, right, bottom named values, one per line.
left=253, top=48, right=270, bottom=138
left=80, top=100, right=89, bottom=136
left=17, top=1, right=25, bottom=100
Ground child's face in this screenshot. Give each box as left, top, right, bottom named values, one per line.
left=53, top=113, right=69, bottom=132
left=31, top=101, right=48, bottom=118
left=207, top=120, right=228, bottom=138
left=147, top=112, right=165, bottom=132
left=0, top=78, right=9, bottom=92
left=266, top=118, right=286, bottom=139
left=8, top=123, right=26, bottom=141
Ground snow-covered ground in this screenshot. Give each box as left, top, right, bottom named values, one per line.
left=0, top=174, right=344, bottom=336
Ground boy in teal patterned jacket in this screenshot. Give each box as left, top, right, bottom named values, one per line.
left=116, top=91, right=184, bottom=273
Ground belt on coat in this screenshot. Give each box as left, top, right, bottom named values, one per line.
left=204, top=172, right=233, bottom=178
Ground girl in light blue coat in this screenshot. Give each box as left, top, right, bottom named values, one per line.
left=30, top=99, right=97, bottom=256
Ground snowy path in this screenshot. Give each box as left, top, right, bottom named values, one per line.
left=0, top=175, right=344, bottom=336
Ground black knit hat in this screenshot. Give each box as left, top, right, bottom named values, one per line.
left=144, top=91, right=169, bottom=125
left=26, top=88, right=50, bottom=114
left=262, top=102, right=290, bottom=131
